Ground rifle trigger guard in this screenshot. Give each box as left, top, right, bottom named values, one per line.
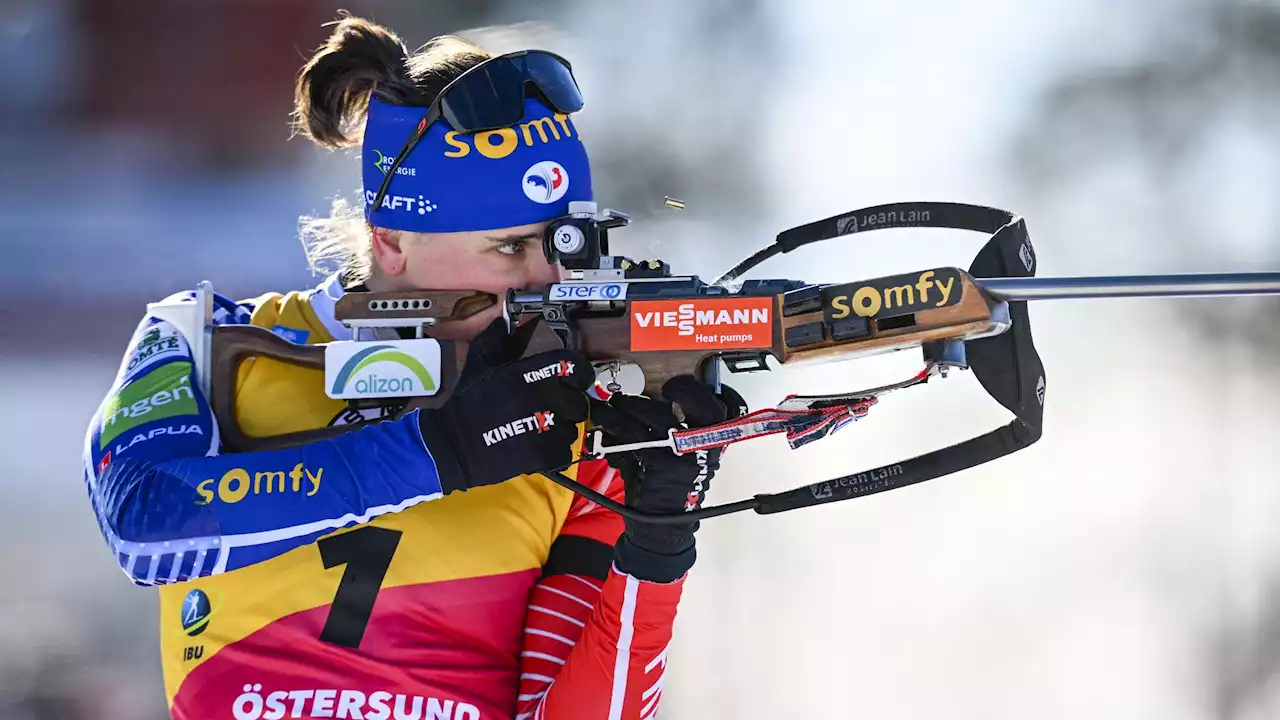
left=540, top=303, right=578, bottom=349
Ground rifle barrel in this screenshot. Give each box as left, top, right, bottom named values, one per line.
left=978, top=272, right=1280, bottom=301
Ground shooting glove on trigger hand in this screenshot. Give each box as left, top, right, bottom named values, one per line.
left=417, top=318, right=593, bottom=493
left=590, top=376, right=747, bottom=583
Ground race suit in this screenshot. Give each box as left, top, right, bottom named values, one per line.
left=82, top=274, right=681, bottom=720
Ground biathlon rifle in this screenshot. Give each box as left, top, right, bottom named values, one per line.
left=152, top=202, right=1280, bottom=523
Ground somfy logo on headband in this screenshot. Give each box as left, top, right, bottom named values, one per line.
left=522, top=161, right=569, bottom=204
left=443, top=115, right=579, bottom=160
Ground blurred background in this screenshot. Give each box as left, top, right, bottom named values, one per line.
left=3, top=0, right=1279, bottom=717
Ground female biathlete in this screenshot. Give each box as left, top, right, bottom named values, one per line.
left=82, top=15, right=741, bottom=720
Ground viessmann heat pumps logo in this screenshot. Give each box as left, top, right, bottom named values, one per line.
left=629, top=297, right=775, bottom=351
left=324, top=339, right=442, bottom=400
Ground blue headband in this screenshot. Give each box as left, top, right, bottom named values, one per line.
left=362, top=97, right=593, bottom=233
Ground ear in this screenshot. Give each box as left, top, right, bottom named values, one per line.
left=370, top=226, right=407, bottom=277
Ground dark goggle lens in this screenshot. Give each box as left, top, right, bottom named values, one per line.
left=522, top=52, right=584, bottom=114
left=439, top=52, right=582, bottom=132
left=440, top=61, right=526, bottom=131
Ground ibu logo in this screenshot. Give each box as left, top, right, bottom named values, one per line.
left=182, top=589, right=213, bottom=637
left=325, top=339, right=443, bottom=400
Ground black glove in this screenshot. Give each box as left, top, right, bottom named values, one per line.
left=589, top=376, right=746, bottom=582
left=417, top=318, right=594, bottom=493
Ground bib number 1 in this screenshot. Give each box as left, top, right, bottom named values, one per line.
left=316, top=526, right=403, bottom=648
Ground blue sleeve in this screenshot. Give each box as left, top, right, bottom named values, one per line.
left=82, top=292, right=445, bottom=586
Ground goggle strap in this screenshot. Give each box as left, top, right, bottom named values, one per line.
left=368, top=109, right=435, bottom=219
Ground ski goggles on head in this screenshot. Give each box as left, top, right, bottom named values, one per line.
left=367, top=49, right=584, bottom=218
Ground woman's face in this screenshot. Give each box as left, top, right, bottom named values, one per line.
left=371, top=220, right=566, bottom=340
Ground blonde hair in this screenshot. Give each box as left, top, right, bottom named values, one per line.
left=298, top=196, right=373, bottom=281
left=292, top=13, right=493, bottom=281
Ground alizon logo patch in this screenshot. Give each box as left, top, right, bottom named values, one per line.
left=325, top=339, right=441, bottom=400
left=823, top=268, right=963, bottom=322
